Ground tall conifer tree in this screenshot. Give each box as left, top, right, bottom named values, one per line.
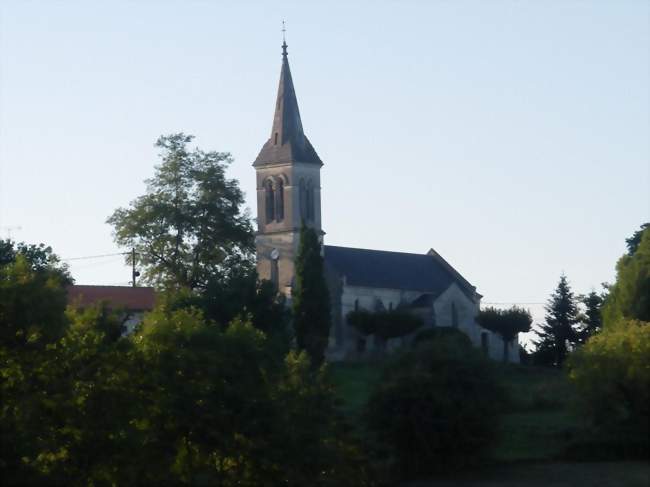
left=292, top=226, right=331, bottom=367
left=533, top=274, right=581, bottom=366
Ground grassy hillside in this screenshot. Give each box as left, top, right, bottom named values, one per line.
left=328, top=361, right=585, bottom=463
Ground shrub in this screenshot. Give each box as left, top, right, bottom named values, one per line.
left=411, top=326, right=472, bottom=349
left=567, top=319, right=649, bottom=457
left=365, top=335, right=504, bottom=478
left=347, top=309, right=423, bottom=340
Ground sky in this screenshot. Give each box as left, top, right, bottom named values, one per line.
left=1, top=1, right=648, bottom=333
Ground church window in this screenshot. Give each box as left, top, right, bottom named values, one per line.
left=451, top=302, right=459, bottom=327
left=265, top=180, right=275, bottom=223
left=274, top=132, right=279, bottom=145
left=275, top=179, right=284, bottom=221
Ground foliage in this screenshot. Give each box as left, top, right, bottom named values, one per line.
left=567, top=319, right=650, bottom=457
left=0, top=255, right=69, bottom=349
left=532, top=274, right=581, bottom=367
left=477, top=306, right=532, bottom=362
left=577, top=290, right=605, bottom=342
left=107, top=133, right=254, bottom=290
left=411, top=326, right=471, bottom=349
left=625, top=222, right=649, bottom=256
left=0, top=239, right=71, bottom=281
left=292, top=225, right=331, bottom=368
left=602, top=225, right=650, bottom=327
left=347, top=309, right=424, bottom=341
left=271, top=352, right=371, bottom=486
left=365, top=334, right=504, bottom=478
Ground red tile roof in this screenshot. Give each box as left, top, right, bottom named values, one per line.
left=67, top=285, right=156, bottom=311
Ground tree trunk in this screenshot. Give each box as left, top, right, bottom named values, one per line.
left=502, top=338, right=509, bottom=363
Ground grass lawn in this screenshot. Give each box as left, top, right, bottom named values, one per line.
left=329, top=359, right=649, bottom=485
left=327, top=361, right=382, bottom=418
left=328, top=360, right=602, bottom=463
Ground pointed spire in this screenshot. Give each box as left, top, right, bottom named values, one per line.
left=254, top=35, right=322, bottom=166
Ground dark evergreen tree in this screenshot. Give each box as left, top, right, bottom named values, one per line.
left=578, top=290, right=604, bottom=343
left=292, top=226, right=331, bottom=367
left=533, top=274, right=581, bottom=366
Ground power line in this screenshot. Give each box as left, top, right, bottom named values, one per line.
left=61, top=252, right=127, bottom=262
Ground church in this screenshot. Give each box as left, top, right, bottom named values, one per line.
left=253, top=41, right=519, bottom=363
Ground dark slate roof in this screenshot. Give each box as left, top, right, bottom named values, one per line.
left=254, top=42, right=322, bottom=166
left=323, top=245, right=477, bottom=299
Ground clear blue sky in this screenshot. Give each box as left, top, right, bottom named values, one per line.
left=1, top=1, right=648, bottom=330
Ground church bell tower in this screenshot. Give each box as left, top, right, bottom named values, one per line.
left=253, top=40, right=323, bottom=296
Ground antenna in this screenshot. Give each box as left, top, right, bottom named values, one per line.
left=1, top=225, right=22, bottom=240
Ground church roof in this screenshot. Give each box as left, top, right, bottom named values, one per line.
left=254, top=41, right=322, bottom=166
left=323, top=245, right=478, bottom=300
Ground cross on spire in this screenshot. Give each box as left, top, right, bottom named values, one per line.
left=282, top=20, right=288, bottom=57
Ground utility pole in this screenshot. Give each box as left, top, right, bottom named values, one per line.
left=131, top=248, right=140, bottom=287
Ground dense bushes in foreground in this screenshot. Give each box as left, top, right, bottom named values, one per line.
left=0, top=249, right=368, bottom=486
left=365, top=333, right=505, bottom=479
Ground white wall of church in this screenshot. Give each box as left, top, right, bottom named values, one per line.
left=329, top=282, right=519, bottom=363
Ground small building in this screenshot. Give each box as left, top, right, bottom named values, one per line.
left=66, top=285, right=155, bottom=334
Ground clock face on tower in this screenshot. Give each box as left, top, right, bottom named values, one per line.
left=270, top=248, right=280, bottom=260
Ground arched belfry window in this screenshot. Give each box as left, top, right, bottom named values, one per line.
left=265, top=179, right=275, bottom=224
left=306, top=180, right=315, bottom=221
left=299, top=178, right=307, bottom=221
left=275, top=179, right=284, bottom=221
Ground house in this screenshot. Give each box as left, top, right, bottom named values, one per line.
left=67, top=285, right=155, bottom=334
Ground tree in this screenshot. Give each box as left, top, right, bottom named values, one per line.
left=476, top=306, right=532, bottom=362
left=625, top=222, right=649, bottom=256
left=292, top=226, right=331, bottom=368
left=533, top=274, right=581, bottom=367
left=107, top=133, right=254, bottom=291
left=577, top=289, right=605, bottom=342
left=602, top=225, right=650, bottom=327
left=366, top=335, right=504, bottom=478
left=0, top=255, right=69, bottom=349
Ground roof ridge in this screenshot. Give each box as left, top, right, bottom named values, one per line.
left=324, top=244, right=430, bottom=258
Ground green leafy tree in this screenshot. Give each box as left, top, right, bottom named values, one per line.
left=292, top=226, right=331, bottom=367
left=568, top=320, right=649, bottom=457
left=0, top=255, right=69, bottom=349
left=625, top=222, right=649, bottom=256
left=366, top=335, right=504, bottom=478
left=107, top=133, right=254, bottom=290
left=476, top=306, right=532, bottom=362
left=533, top=274, right=581, bottom=367
left=602, top=225, right=650, bottom=327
